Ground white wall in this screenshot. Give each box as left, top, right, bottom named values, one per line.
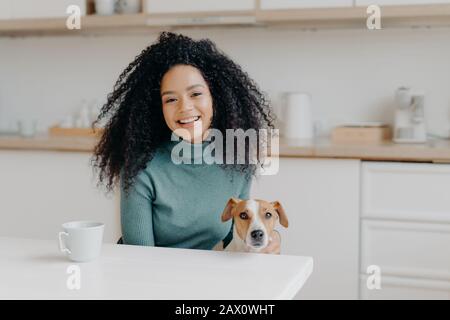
left=0, top=26, right=450, bottom=137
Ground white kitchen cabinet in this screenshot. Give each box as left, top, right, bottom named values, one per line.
left=356, top=0, right=450, bottom=6
left=260, top=0, right=354, bottom=10
left=10, top=0, right=87, bottom=19
left=362, top=162, right=450, bottom=223
left=0, top=150, right=119, bottom=243
left=143, top=0, right=255, bottom=14
left=360, top=161, right=450, bottom=300
left=360, top=275, right=450, bottom=300
left=362, top=220, right=450, bottom=281
left=251, top=158, right=360, bottom=299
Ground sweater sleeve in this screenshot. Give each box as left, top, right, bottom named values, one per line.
left=120, top=170, right=155, bottom=246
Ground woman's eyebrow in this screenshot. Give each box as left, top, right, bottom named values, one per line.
left=186, top=84, right=205, bottom=91
left=161, top=84, right=205, bottom=97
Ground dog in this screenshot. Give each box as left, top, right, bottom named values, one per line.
left=215, top=198, right=289, bottom=253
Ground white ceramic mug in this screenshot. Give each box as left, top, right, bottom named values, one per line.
left=58, top=221, right=104, bottom=262
left=95, top=0, right=116, bottom=15
left=17, top=119, right=37, bottom=137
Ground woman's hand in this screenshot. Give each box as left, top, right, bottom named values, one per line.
left=261, top=230, right=281, bottom=255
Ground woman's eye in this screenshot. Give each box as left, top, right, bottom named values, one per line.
left=191, top=92, right=202, bottom=97
left=165, top=98, right=176, bottom=103
left=265, top=212, right=272, bottom=219
left=239, top=212, right=248, bottom=220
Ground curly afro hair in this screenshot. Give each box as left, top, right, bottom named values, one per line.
left=91, top=31, right=275, bottom=196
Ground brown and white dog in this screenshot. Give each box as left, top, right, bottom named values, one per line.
left=217, top=198, right=289, bottom=253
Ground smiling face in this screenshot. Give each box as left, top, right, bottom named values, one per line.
left=161, top=64, right=213, bottom=143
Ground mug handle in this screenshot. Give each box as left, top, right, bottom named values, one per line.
left=58, top=232, right=71, bottom=255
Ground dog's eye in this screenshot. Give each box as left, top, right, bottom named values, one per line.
left=239, top=212, right=248, bottom=220
left=265, top=212, right=272, bottom=219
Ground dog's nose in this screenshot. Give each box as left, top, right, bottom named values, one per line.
left=250, top=230, right=264, bottom=241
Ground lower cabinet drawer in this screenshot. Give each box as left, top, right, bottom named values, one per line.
left=361, top=162, right=450, bottom=223
left=361, top=220, right=450, bottom=281
left=360, top=275, right=450, bottom=300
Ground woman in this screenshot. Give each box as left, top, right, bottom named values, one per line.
left=91, top=32, right=280, bottom=253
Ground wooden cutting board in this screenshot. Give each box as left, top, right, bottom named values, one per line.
left=48, top=126, right=104, bottom=138
left=331, top=124, right=392, bottom=143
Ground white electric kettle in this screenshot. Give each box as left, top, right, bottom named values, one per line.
left=281, top=92, right=314, bottom=140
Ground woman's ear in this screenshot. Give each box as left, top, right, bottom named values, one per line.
left=270, top=201, right=289, bottom=228
left=221, top=198, right=240, bottom=222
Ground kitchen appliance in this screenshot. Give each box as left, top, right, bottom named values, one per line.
left=116, top=0, right=141, bottom=14
left=282, top=92, right=314, bottom=140
left=393, top=87, right=427, bottom=143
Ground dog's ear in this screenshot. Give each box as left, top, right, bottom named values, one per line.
left=271, top=201, right=289, bottom=228
left=221, top=198, right=240, bottom=222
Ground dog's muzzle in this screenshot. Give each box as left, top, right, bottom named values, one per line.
left=249, top=229, right=265, bottom=247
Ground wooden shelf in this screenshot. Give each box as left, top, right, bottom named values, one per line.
left=145, top=11, right=256, bottom=27
left=0, top=14, right=149, bottom=36
left=257, top=4, right=450, bottom=28
left=258, top=4, right=450, bottom=21
left=0, top=11, right=256, bottom=36
left=1, top=5, right=450, bottom=36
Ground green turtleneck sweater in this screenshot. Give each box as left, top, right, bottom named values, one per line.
left=120, top=138, right=252, bottom=250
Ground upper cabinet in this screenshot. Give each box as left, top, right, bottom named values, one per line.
left=2, top=0, right=87, bottom=20
left=143, top=0, right=255, bottom=14
left=260, top=0, right=353, bottom=9
left=2, top=0, right=450, bottom=35
left=355, top=0, right=450, bottom=5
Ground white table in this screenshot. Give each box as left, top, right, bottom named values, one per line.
left=0, top=237, right=313, bottom=300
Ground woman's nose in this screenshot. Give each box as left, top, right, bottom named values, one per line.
left=179, top=98, right=194, bottom=111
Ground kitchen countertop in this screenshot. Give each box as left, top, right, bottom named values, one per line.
left=0, top=237, right=313, bottom=300
left=1, top=133, right=450, bottom=163
left=0, top=133, right=98, bottom=152
left=275, top=137, right=450, bottom=163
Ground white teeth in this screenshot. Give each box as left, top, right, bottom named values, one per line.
left=179, top=116, right=200, bottom=124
